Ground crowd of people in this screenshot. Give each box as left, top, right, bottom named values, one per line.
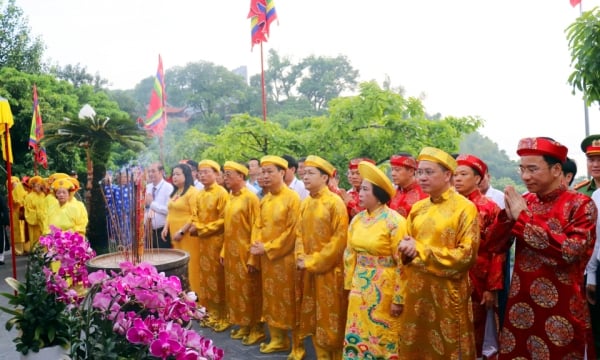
left=7, top=172, right=87, bottom=258
left=8, top=133, right=600, bottom=359
left=136, top=134, right=600, bottom=360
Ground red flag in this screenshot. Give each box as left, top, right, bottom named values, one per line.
left=143, top=55, right=167, bottom=137
left=571, top=0, right=581, bottom=7
left=29, top=85, right=47, bottom=169
left=248, top=0, right=277, bottom=49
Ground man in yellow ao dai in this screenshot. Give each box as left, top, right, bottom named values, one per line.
left=397, top=147, right=480, bottom=360
left=191, top=160, right=230, bottom=332
left=296, top=155, right=349, bottom=359
left=250, top=155, right=304, bottom=360
left=221, top=161, right=265, bottom=345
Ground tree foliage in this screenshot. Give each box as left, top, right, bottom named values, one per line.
left=205, top=82, right=482, bottom=184
left=567, top=7, right=600, bottom=106
left=459, top=132, right=519, bottom=181
left=0, top=0, right=44, bottom=73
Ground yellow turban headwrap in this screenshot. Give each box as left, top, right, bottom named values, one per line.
left=417, top=147, right=457, bottom=172
left=358, top=161, right=395, bottom=199
left=28, top=176, right=44, bottom=187
left=260, top=155, right=288, bottom=170
left=51, top=178, right=76, bottom=192
left=198, top=159, right=220, bottom=173
left=223, top=161, right=249, bottom=176
left=304, top=155, right=335, bottom=176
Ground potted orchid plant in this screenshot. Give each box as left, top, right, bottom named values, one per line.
left=42, top=227, right=223, bottom=359
left=2, top=227, right=223, bottom=360
left=0, top=227, right=95, bottom=359
left=71, top=261, right=223, bottom=360
left=0, top=246, right=72, bottom=358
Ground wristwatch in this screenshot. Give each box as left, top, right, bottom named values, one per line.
left=179, top=230, right=184, bottom=236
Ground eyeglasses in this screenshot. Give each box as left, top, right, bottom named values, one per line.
left=517, top=166, right=549, bottom=175
left=415, top=169, right=439, bottom=177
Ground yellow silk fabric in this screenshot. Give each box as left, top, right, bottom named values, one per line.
left=398, top=187, right=480, bottom=360
left=296, top=187, right=349, bottom=350
left=10, top=183, right=27, bottom=244
left=252, top=185, right=300, bottom=329
left=24, top=191, right=47, bottom=247
left=193, top=183, right=229, bottom=320
left=167, top=186, right=199, bottom=293
left=343, top=205, right=406, bottom=359
left=47, top=198, right=88, bottom=235
left=222, top=186, right=262, bottom=326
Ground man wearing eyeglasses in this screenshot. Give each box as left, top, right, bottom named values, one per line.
left=145, top=162, right=174, bottom=249
left=488, top=137, right=596, bottom=359
left=397, top=147, right=480, bottom=359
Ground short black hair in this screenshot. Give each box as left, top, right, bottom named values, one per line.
left=562, top=157, right=577, bottom=186
left=372, top=183, right=391, bottom=204
left=282, top=155, right=298, bottom=170
left=186, top=159, right=198, bottom=169
left=542, top=155, right=563, bottom=167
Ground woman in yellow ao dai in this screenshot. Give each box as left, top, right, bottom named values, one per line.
left=343, top=161, right=406, bottom=360
left=162, top=164, right=199, bottom=294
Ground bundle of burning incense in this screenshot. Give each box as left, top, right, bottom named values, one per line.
left=100, top=167, right=147, bottom=264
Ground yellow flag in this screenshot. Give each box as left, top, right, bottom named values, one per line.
left=0, top=98, right=14, bottom=163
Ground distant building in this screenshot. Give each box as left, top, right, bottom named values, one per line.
left=232, top=65, right=248, bottom=84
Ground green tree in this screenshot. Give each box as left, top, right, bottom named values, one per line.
left=296, top=55, right=359, bottom=112
left=166, top=61, right=251, bottom=134
left=567, top=7, right=600, bottom=106
left=264, top=49, right=301, bottom=103
left=202, top=114, right=305, bottom=164
left=0, top=67, right=81, bottom=176
left=50, top=63, right=108, bottom=90
left=44, top=89, right=146, bottom=251
left=459, top=132, right=520, bottom=182
left=0, top=0, right=44, bottom=73
left=293, top=81, right=482, bottom=174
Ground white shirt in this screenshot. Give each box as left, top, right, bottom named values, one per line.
left=146, top=179, right=174, bottom=230
left=485, top=185, right=505, bottom=209
left=289, top=177, right=309, bottom=200
left=586, top=189, right=600, bottom=285
left=246, top=179, right=260, bottom=195
left=194, top=179, right=204, bottom=190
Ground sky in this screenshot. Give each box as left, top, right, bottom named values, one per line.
left=13, top=0, right=600, bottom=170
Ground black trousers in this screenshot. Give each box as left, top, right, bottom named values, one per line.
left=149, top=226, right=171, bottom=249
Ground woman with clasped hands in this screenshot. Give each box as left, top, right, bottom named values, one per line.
left=161, top=164, right=199, bottom=294
left=342, top=160, right=406, bottom=359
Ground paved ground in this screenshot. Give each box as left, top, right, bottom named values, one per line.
left=0, top=253, right=316, bottom=359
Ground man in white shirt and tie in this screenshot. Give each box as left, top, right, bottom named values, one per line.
left=146, top=162, right=174, bottom=248
left=282, top=154, right=309, bottom=200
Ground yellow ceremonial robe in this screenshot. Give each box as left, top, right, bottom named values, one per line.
left=222, top=186, right=262, bottom=327
left=23, top=191, right=47, bottom=249
left=192, top=183, right=229, bottom=321
left=10, top=183, right=27, bottom=247
left=166, top=186, right=199, bottom=294
left=398, top=187, right=480, bottom=360
left=47, top=198, right=88, bottom=235
left=296, top=186, right=348, bottom=351
left=252, top=185, right=300, bottom=330
left=343, top=205, right=406, bottom=359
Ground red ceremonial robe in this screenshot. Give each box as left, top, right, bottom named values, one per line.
left=488, top=186, right=596, bottom=359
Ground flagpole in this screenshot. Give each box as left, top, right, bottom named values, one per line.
left=260, top=42, right=267, bottom=123
left=33, top=156, right=38, bottom=176
left=4, top=124, right=16, bottom=281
